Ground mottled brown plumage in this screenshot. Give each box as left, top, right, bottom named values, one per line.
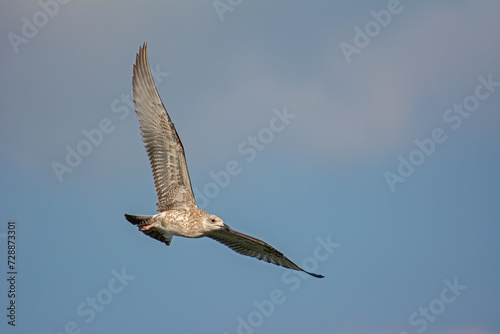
left=124, top=43, right=323, bottom=278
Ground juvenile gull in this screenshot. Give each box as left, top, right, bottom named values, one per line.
left=124, top=43, right=324, bottom=278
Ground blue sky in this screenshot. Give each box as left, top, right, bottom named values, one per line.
left=1, top=1, right=499, bottom=333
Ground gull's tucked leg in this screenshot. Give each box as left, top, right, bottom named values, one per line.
left=139, top=222, right=157, bottom=231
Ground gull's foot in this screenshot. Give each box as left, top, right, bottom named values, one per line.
left=139, top=222, right=157, bottom=231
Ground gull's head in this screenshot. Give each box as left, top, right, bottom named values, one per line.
left=204, top=214, right=228, bottom=232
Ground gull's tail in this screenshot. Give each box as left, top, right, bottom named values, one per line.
left=124, top=213, right=153, bottom=225
left=124, top=213, right=173, bottom=246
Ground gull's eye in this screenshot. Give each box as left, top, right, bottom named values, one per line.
left=211, top=219, right=216, bottom=223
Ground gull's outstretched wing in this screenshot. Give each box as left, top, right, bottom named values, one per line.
left=207, top=226, right=324, bottom=278
left=133, top=43, right=197, bottom=211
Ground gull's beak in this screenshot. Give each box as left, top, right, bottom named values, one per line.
left=222, top=223, right=231, bottom=231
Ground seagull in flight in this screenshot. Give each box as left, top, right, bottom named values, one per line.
left=124, top=43, right=324, bottom=278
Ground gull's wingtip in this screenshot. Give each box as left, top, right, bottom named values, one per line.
left=307, top=271, right=325, bottom=279
left=136, top=42, right=148, bottom=59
